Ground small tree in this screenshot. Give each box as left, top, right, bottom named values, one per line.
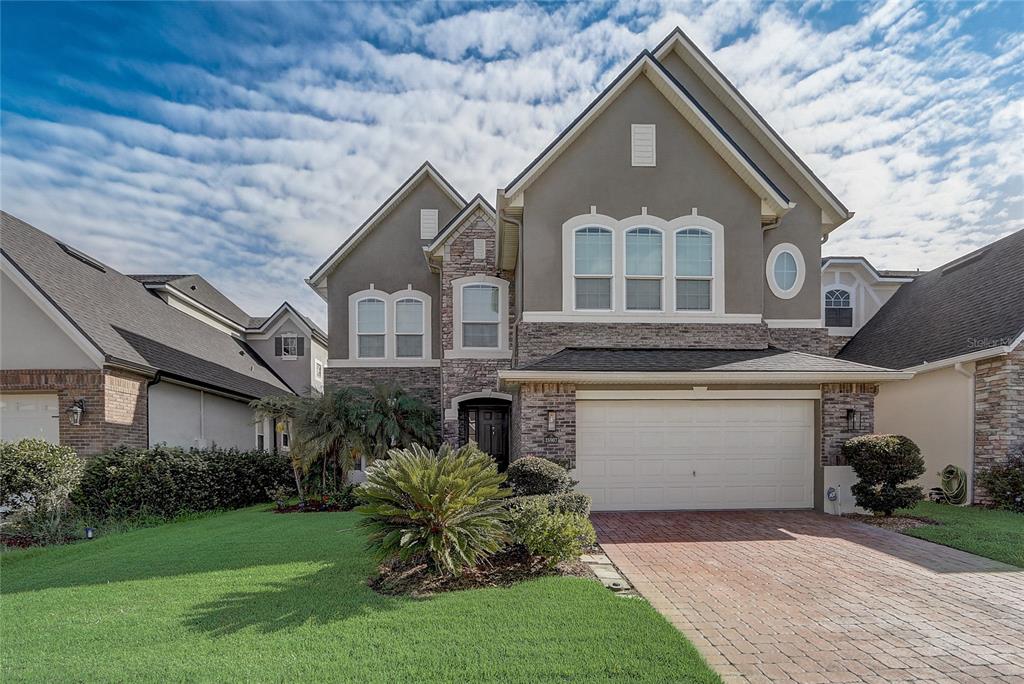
left=291, top=388, right=365, bottom=493
left=842, top=434, right=925, bottom=516
left=362, top=383, right=437, bottom=463
left=250, top=395, right=304, bottom=499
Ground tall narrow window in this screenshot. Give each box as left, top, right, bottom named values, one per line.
left=394, top=298, right=424, bottom=358
left=462, top=283, right=499, bottom=348
left=675, top=228, right=713, bottom=311
left=625, top=227, right=662, bottom=310
left=356, top=298, right=385, bottom=358
left=825, top=289, right=853, bottom=327
left=574, top=227, right=613, bottom=310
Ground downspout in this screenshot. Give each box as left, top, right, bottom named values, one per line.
left=953, top=361, right=976, bottom=503
left=145, top=372, right=162, bottom=448
left=505, top=214, right=524, bottom=367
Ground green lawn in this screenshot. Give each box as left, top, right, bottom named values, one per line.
left=900, top=502, right=1024, bottom=568
left=1, top=507, right=719, bottom=683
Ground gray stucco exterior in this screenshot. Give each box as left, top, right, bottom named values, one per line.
left=325, top=175, right=461, bottom=360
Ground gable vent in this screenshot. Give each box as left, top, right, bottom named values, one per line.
left=420, top=209, right=439, bottom=240
left=631, top=124, right=656, bottom=167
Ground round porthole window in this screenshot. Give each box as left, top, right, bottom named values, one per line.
left=766, top=243, right=805, bottom=299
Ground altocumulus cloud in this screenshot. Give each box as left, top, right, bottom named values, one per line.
left=1, top=0, right=1021, bottom=326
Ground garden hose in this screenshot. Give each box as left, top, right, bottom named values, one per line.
left=939, top=464, right=968, bottom=505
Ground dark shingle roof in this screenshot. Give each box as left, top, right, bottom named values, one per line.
left=838, top=229, right=1024, bottom=369
left=520, top=347, right=892, bottom=373
left=130, top=273, right=251, bottom=327
left=2, top=212, right=292, bottom=398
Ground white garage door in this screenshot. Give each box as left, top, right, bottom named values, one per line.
left=576, top=399, right=814, bottom=511
left=0, top=393, right=60, bottom=443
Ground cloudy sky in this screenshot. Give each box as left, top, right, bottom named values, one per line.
left=2, top=1, right=1021, bottom=326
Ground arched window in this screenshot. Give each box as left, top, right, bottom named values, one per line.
left=356, top=297, right=386, bottom=358
left=675, top=228, right=713, bottom=311
left=625, top=227, right=663, bottom=310
left=574, top=227, right=613, bottom=310
left=824, top=288, right=853, bottom=327
left=766, top=243, right=806, bottom=299
left=461, top=283, right=500, bottom=348
left=394, top=298, right=425, bottom=358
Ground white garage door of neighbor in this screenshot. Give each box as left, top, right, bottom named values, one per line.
left=576, top=399, right=814, bottom=511
left=0, top=393, right=60, bottom=443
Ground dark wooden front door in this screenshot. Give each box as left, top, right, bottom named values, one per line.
left=460, top=402, right=509, bottom=470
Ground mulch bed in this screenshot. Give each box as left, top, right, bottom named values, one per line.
left=845, top=513, right=941, bottom=533
left=369, top=546, right=595, bottom=597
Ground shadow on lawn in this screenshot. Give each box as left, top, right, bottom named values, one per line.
left=182, top=562, right=401, bottom=636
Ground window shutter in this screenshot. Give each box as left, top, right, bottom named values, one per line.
left=274, top=337, right=282, bottom=356
left=420, top=209, right=439, bottom=239
left=297, top=337, right=305, bottom=356
left=631, top=124, right=656, bottom=166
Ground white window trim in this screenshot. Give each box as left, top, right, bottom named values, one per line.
left=624, top=226, right=665, bottom=312
left=314, top=359, right=324, bottom=380
left=674, top=226, right=716, bottom=313
left=560, top=211, right=726, bottom=320
left=448, top=275, right=511, bottom=359
left=766, top=242, right=806, bottom=300
left=394, top=296, right=427, bottom=360
left=280, top=334, right=299, bottom=360
left=344, top=288, right=435, bottom=367
left=822, top=283, right=856, bottom=333
left=572, top=225, right=615, bottom=312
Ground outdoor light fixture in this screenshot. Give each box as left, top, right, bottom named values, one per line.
left=66, top=399, right=85, bottom=426
left=846, top=408, right=861, bottom=431
left=547, top=410, right=557, bottom=431
left=84, top=527, right=95, bottom=540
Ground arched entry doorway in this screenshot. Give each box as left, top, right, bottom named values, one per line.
left=458, top=397, right=511, bottom=470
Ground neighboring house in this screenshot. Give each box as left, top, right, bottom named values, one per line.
left=310, top=28, right=913, bottom=512
left=0, top=212, right=326, bottom=455
left=835, top=229, right=1024, bottom=502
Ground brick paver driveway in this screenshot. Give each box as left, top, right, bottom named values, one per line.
left=594, top=511, right=1024, bottom=684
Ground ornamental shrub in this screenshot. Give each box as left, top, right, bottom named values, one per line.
left=511, top=491, right=592, bottom=517
left=356, top=443, right=510, bottom=576
left=0, top=439, right=84, bottom=544
left=509, top=498, right=595, bottom=568
left=505, top=456, right=573, bottom=496
left=842, top=434, right=925, bottom=516
left=73, top=445, right=292, bottom=519
left=976, top=448, right=1024, bottom=513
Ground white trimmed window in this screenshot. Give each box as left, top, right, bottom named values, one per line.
left=420, top=209, right=439, bottom=240
left=314, top=359, right=323, bottom=380
left=574, top=227, right=613, bottom=310
left=631, top=124, right=656, bottom=166
left=356, top=298, right=386, bottom=358
left=394, top=298, right=425, bottom=358
left=461, top=284, right=500, bottom=348
left=824, top=288, right=853, bottom=327
left=625, top=227, right=663, bottom=311
left=766, top=243, right=806, bottom=299
left=675, top=228, right=713, bottom=311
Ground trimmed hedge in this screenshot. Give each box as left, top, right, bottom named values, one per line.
left=505, top=456, right=572, bottom=496
left=73, top=445, right=292, bottom=519
left=510, top=492, right=591, bottom=517
left=977, top=449, right=1024, bottom=513
left=842, top=434, right=924, bottom=516
left=1, top=439, right=82, bottom=511
left=509, top=497, right=595, bottom=568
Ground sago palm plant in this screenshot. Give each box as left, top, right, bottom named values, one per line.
left=356, top=443, right=510, bottom=576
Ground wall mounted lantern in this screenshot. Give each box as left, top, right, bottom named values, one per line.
left=66, top=399, right=85, bottom=426
left=845, top=408, right=861, bottom=432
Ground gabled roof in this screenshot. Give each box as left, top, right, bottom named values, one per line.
left=246, top=301, right=327, bottom=346
left=1, top=212, right=292, bottom=399
left=502, top=49, right=793, bottom=219
left=306, top=161, right=465, bottom=293
left=838, top=229, right=1024, bottom=370
left=423, top=194, right=496, bottom=259
left=654, top=27, right=851, bottom=229
left=820, top=256, right=918, bottom=283
left=130, top=273, right=252, bottom=328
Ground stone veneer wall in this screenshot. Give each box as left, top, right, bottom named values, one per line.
left=827, top=335, right=853, bottom=358
left=0, top=368, right=148, bottom=456
left=820, top=383, right=877, bottom=465
left=438, top=208, right=514, bottom=444
left=767, top=327, right=829, bottom=356
left=516, top=382, right=576, bottom=468
left=515, top=322, right=769, bottom=367
left=973, top=348, right=1024, bottom=503
left=324, top=366, right=442, bottom=430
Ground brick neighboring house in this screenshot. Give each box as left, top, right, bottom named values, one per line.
left=308, top=28, right=917, bottom=512
left=1, top=212, right=327, bottom=456
left=834, top=229, right=1024, bottom=502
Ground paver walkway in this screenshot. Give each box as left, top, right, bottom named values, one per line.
left=593, top=511, right=1024, bottom=684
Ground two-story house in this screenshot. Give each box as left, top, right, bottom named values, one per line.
left=309, top=28, right=912, bottom=512
left=0, top=212, right=327, bottom=455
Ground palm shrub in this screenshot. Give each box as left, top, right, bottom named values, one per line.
left=291, top=388, right=365, bottom=494
left=362, top=383, right=437, bottom=462
left=842, top=434, right=925, bottom=516
left=356, top=442, right=510, bottom=575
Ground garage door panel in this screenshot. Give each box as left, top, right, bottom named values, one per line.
left=576, top=399, right=814, bottom=511
left=0, top=393, right=60, bottom=443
